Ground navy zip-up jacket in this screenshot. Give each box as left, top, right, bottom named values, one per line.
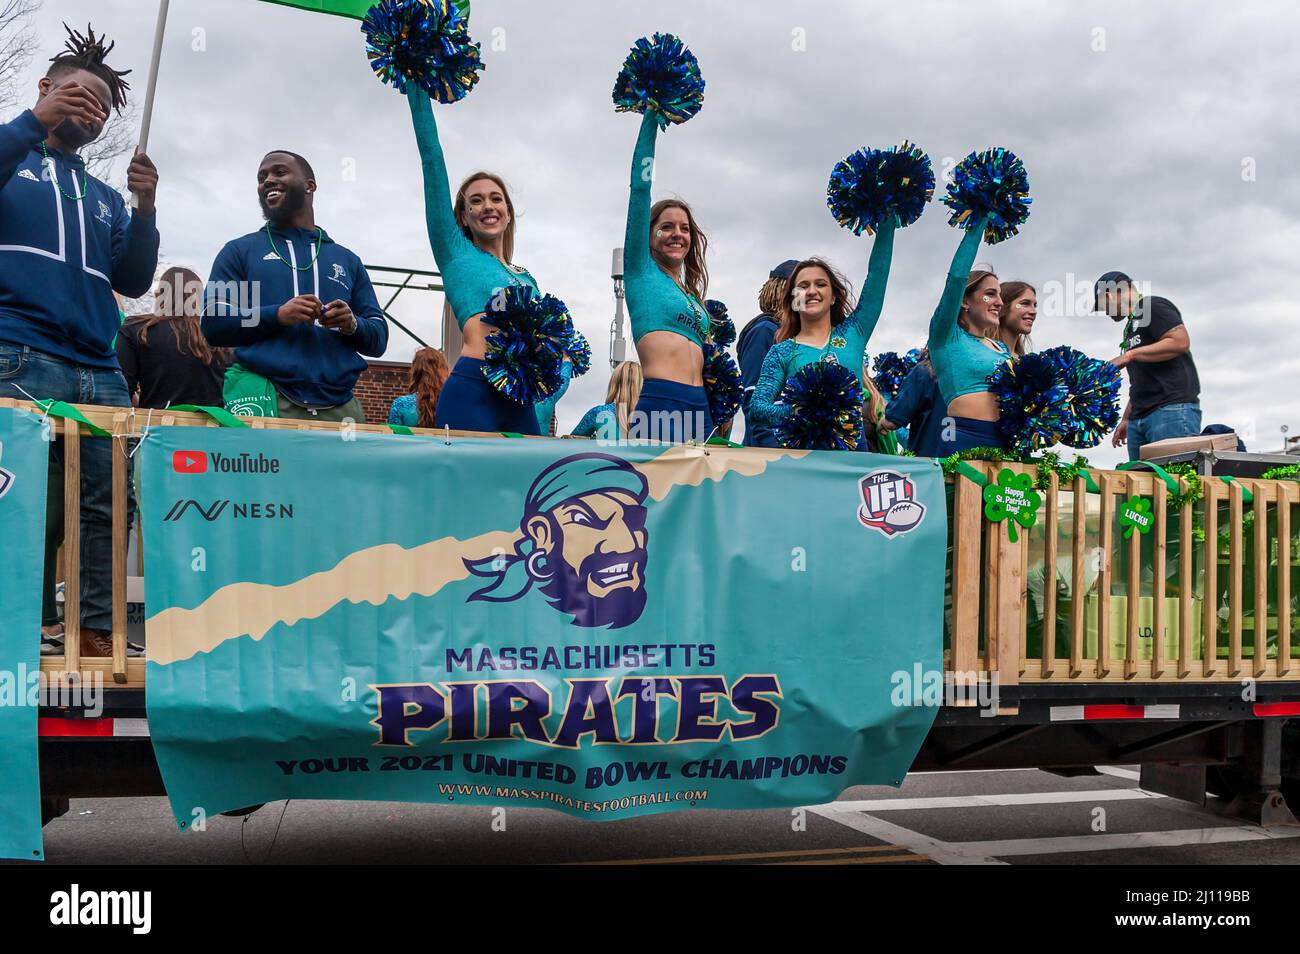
left=0, top=110, right=160, bottom=368
left=201, top=224, right=389, bottom=407
left=885, top=361, right=944, bottom=456
left=737, top=313, right=779, bottom=447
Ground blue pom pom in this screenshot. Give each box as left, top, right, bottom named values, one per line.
left=942, top=148, right=1031, bottom=244
left=481, top=286, right=572, bottom=405
left=774, top=359, right=865, bottom=451
left=613, top=33, right=705, bottom=128
left=989, top=351, right=1070, bottom=455
left=705, top=300, right=735, bottom=348
left=827, top=141, right=934, bottom=235
left=564, top=328, right=592, bottom=377
left=1043, top=346, right=1123, bottom=448
left=703, top=341, right=742, bottom=427
left=871, top=348, right=923, bottom=400
left=363, top=0, right=483, bottom=103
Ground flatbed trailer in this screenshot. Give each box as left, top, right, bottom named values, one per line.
left=13, top=400, right=1299, bottom=829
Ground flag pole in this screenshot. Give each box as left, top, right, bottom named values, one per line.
left=132, top=0, right=170, bottom=207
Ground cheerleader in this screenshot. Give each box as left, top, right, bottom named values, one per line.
left=405, top=88, right=547, bottom=434
left=927, top=149, right=1032, bottom=455
left=746, top=220, right=897, bottom=444
left=572, top=361, right=645, bottom=441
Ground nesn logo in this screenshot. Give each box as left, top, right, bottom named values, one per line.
left=18, top=169, right=40, bottom=182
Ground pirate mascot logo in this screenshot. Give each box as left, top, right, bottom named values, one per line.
left=463, top=453, right=651, bottom=628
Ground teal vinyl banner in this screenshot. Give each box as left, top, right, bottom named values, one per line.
left=0, top=408, right=50, bottom=860
left=142, top=429, right=944, bottom=824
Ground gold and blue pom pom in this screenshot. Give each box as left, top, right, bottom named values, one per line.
left=481, top=286, right=572, bottom=405
left=612, top=33, right=705, bottom=129
left=705, top=300, right=735, bottom=348
left=564, top=328, right=592, bottom=377
left=775, top=361, right=865, bottom=451
left=989, top=352, right=1070, bottom=456
left=362, top=0, right=483, bottom=103
left=1044, top=345, right=1123, bottom=448
left=703, top=341, right=742, bottom=426
left=871, top=348, right=923, bottom=400
left=827, top=141, right=934, bottom=235
left=942, top=148, right=1031, bottom=244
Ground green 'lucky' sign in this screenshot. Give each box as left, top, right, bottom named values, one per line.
left=1120, top=495, right=1154, bottom=539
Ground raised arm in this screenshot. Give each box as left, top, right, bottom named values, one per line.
left=844, top=218, right=897, bottom=344
left=927, top=216, right=987, bottom=351
left=0, top=111, right=45, bottom=190
left=746, top=344, right=793, bottom=429
left=406, top=87, right=473, bottom=269
left=623, top=113, right=660, bottom=281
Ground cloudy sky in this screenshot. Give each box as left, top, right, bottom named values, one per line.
left=10, top=0, right=1297, bottom=459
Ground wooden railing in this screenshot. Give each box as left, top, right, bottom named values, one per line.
left=947, top=460, right=1298, bottom=689
left=6, top=399, right=1298, bottom=693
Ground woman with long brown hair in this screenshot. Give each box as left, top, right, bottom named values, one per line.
left=407, top=83, right=555, bottom=434
left=746, top=226, right=898, bottom=447
left=116, top=266, right=230, bottom=408
left=571, top=361, right=644, bottom=440
left=998, top=280, right=1035, bottom=356
left=388, top=347, right=451, bottom=428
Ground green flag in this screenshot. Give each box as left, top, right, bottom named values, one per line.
left=258, top=0, right=469, bottom=20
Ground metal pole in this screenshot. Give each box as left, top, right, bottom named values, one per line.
left=132, top=0, right=170, bottom=209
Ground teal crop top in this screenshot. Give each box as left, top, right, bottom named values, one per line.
left=927, top=216, right=1011, bottom=404
left=747, top=221, right=896, bottom=430
left=407, top=88, right=539, bottom=330
left=623, top=113, right=710, bottom=349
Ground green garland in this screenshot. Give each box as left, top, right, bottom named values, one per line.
left=1162, top=462, right=1205, bottom=511
left=940, top=447, right=1095, bottom=492
left=1261, top=462, right=1300, bottom=482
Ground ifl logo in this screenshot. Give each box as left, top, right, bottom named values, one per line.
left=0, top=441, right=15, bottom=500
left=857, top=470, right=926, bottom=538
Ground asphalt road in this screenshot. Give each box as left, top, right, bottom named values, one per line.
left=23, top=765, right=1300, bottom=865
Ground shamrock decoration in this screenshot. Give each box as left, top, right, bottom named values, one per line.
left=1119, top=495, right=1154, bottom=539
left=982, top=467, right=1041, bottom=542
left=831, top=336, right=847, bottom=349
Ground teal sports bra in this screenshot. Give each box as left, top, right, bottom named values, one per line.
left=623, top=113, right=710, bottom=349
left=927, top=216, right=1011, bottom=404
left=747, top=222, right=897, bottom=430
left=407, top=88, right=539, bottom=329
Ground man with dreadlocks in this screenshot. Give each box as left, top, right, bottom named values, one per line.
left=0, top=24, right=160, bottom=659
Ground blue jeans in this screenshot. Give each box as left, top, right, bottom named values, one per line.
left=0, top=344, right=135, bottom=630
left=1127, top=402, right=1202, bottom=461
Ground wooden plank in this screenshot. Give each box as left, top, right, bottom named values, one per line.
left=1178, top=490, right=1193, bottom=679
left=1228, top=481, right=1243, bottom=677
left=1097, top=472, right=1112, bottom=678
left=998, top=463, right=1025, bottom=690
left=1152, top=478, right=1167, bottom=678
left=62, top=417, right=81, bottom=672
left=40, top=656, right=147, bottom=690
left=111, top=418, right=128, bottom=684
left=1070, top=475, right=1086, bottom=678
left=983, top=463, right=1001, bottom=684
left=1125, top=472, right=1141, bottom=679
left=1041, top=472, right=1058, bottom=679
left=1203, top=484, right=1219, bottom=677
left=951, top=471, right=982, bottom=676
left=1280, top=488, right=1292, bottom=678
left=1253, top=482, right=1269, bottom=678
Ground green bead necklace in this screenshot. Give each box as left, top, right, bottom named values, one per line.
left=264, top=222, right=323, bottom=272
left=39, top=142, right=88, bottom=202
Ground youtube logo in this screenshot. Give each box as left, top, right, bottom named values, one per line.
left=172, top=450, right=208, bottom=474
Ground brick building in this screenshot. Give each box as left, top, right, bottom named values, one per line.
left=355, top=360, right=412, bottom=424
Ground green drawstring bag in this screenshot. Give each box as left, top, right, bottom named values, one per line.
left=222, top=363, right=278, bottom=419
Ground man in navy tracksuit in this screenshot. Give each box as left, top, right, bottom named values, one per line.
left=202, top=150, right=388, bottom=421
left=0, top=27, right=160, bottom=658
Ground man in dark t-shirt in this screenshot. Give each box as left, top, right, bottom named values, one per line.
left=1095, top=271, right=1202, bottom=460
